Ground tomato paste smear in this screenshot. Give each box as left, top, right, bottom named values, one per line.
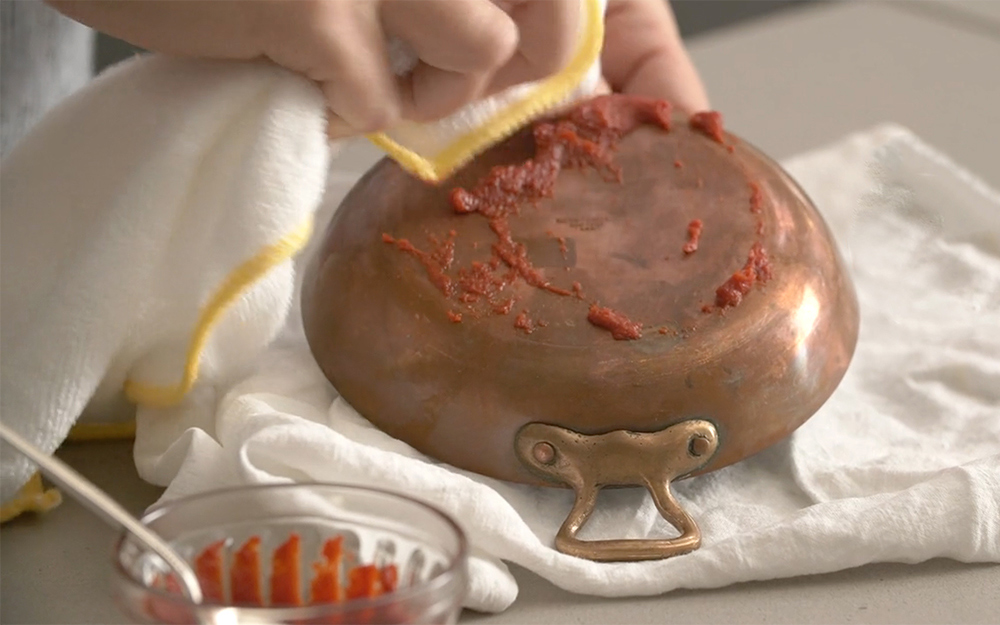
left=557, top=236, right=569, bottom=259
left=682, top=219, right=703, bottom=255
left=309, top=536, right=344, bottom=605
left=684, top=110, right=773, bottom=314
left=383, top=94, right=668, bottom=338
left=700, top=173, right=773, bottom=312
left=493, top=296, right=516, bottom=315
left=270, top=534, right=302, bottom=607
left=750, top=181, right=767, bottom=237
left=382, top=232, right=456, bottom=297
left=546, top=230, right=570, bottom=260
left=514, top=310, right=539, bottom=334
left=194, top=540, right=225, bottom=603
left=689, top=111, right=733, bottom=152
left=714, top=242, right=772, bottom=309
left=587, top=304, right=643, bottom=340
left=749, top=182, right=763, bottom=214
left=230, top=536, right=263, bottom=606
left=187, top=534, right=400, bottom=611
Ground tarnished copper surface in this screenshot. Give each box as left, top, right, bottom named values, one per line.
left=515, top=420, right=718, bottom=561
left=301, top=116, right=860, bottom=488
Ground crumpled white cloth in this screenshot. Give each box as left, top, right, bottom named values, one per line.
left=0, top=55, right=330, bottom=503
left=135, top=124, right=1000, bottom=612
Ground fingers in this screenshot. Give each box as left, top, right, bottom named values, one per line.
left=381, top=0, right=518, bottom=121
left=319, top=13, right=400, bottom=134
left=488, top=0, right=582, bottom=94
left=48, top=0, right=598, bottom=140
left=380, top=0, right=518, bottom=74
left=259, top=1, right=401, bottom=134
left=397, top=67, right=487, bottom=123
left=383, top=0, right=583, bottom=121
left=292, top=0, right=587, bottom=134
left=601, top=0, right=709, bottom=114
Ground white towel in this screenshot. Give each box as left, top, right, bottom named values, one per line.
left=0, top=55, right=329, bottom=504
left=133, top=124, right=1000, bottom=612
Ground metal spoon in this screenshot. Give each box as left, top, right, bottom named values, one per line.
left=0, top=422, right=204, bottom=604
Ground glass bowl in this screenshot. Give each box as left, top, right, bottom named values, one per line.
left=112, top=483, right=468, bottom=624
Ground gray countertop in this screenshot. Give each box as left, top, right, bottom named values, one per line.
left=685, top=0, right=1000, bottom=184
left=3, top=2, right=999, bottom=623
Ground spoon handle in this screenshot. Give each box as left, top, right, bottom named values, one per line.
left=0, top=422, right=204, bottom=605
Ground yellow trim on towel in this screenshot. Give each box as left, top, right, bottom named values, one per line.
left=1, top=425, right=135, bottom=524
left=0, top=472, right=62, bottom=524
left=123, top=217, right=314, bottom=408
left=368, top=0, right=605, bottom=183
left=67, top=420, right=137, bottom=442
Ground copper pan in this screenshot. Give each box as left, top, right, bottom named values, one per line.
left=301, top=102, right=859, bottom=561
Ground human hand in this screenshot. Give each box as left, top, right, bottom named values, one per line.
left=48, top=0, right=583, bottom=136
left=601, top=0, right=709, bottom=113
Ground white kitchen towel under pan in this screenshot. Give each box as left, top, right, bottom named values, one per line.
left=134, top=124, right=1000, bottom=613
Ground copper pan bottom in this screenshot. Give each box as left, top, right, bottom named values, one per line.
left=301, top=98, right=859, bottom=559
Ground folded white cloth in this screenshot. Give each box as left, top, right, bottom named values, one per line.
left=134, top=124, right=1000, bottom=612
left=0, top=56, right=330, bottom=503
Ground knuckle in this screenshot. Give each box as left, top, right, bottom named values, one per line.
left=291, top=0, right=342, bottom=40
left=412, top=96, right=462, bottom=123
left=530, top=42, right=575, bottom=78
left=356, top=104, right=399, bottom=133
left=408, top=80, right=468, bottom=123
left=324, top=84, right=399, bottom=134
left=303, top=0, right=344, bottom=25
left=471, top=20, right=519, bottom=71
left=522, top=0, right=580, bottom=77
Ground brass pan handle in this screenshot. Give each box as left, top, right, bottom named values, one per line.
left=514, top=419, right=719, bottom=562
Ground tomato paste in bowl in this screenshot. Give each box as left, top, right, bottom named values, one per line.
left=112, top=483, right=467, bottom=624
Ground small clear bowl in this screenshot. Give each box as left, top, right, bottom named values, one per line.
left=112, top=483, right=468, bottom=624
